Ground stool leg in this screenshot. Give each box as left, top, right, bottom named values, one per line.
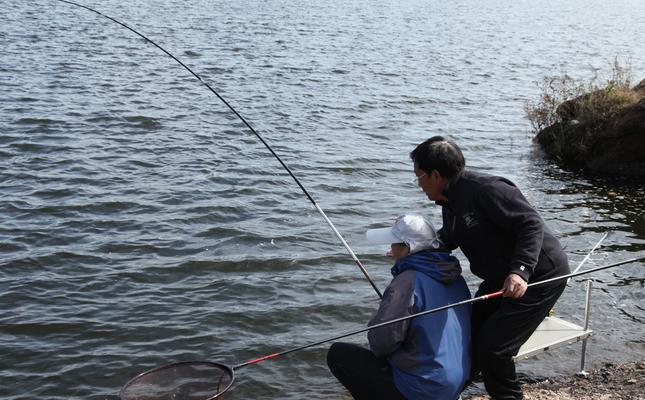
left=577, top=280, right=593, bottom=377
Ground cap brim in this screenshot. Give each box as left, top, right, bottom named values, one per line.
left=366, top=227, right=401, bottom=244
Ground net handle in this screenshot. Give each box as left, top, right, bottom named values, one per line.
left=234, top=256, right=644, bottom=369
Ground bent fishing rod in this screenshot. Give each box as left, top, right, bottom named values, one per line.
left=55, top=0, right=383, bottom=299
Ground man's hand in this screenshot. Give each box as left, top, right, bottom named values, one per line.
left=502, top=273, right=527, bottom=298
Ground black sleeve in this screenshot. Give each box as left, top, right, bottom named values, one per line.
left=476, top=179, right=544, bottom=281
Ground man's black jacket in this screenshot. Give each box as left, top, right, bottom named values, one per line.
left=437, top=170, right=569, bottom=290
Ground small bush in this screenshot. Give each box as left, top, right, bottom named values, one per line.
left=525, top=57, right=638, bottom=133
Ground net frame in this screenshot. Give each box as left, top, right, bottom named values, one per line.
left=120, top=361, right=235, bottom=400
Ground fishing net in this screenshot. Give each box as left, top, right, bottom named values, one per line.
left=120, top=361, right=234, bottom=400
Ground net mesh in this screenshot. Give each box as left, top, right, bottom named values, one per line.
left=120, top=361, right=233, bottom=400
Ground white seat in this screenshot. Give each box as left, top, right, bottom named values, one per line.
left=514, top=316, right=592, bottom=361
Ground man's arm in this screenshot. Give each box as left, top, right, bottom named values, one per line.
left=477, top=179, right=544, bottom=292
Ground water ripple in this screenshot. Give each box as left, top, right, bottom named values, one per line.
left=1, top=0, right=644, bottom=399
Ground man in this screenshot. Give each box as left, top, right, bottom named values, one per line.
left=327, top=213, right=471, bottom=400
left=410, top=136, right=570, bottom=399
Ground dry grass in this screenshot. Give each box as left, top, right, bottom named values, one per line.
left=525, top=57, right=639, bottom=133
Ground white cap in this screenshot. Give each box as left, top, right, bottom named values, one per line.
left=366, top=213, right=440, bottom=254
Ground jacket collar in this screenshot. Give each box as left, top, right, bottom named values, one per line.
left=436, top=169, right=465, bottom=207
left=391, top=250, right=460, bottom=284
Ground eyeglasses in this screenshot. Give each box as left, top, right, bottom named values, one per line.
left=412, top=173, right=427, bottom=184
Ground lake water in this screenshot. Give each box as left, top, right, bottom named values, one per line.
left=1, top=0, right=644, bottom=399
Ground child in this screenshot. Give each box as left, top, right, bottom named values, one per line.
left=327, top=213, right=471, bottom=400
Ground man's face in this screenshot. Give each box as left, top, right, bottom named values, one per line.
left=413, top=163, right=442, bottom=201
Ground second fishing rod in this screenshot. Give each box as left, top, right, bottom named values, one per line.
left=120, top=255, right=645, bottom=400
left=54, top=0, right=383, bottom=299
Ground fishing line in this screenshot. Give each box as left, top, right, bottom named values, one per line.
left=54, top=0, right=383, bottom=299
left=120, top=256, right=645, bottom=399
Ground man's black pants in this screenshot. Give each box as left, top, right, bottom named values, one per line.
left=472, top=280, right=567, bottom=400
left=326, top=342, right=406, bottom=400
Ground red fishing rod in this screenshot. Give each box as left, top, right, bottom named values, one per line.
left=121, top=256, right=644, bottom=399
left=54, top=0, right=383, bottom=299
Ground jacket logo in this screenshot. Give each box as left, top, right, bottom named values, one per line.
left=462, top=212, right=479, bottom=229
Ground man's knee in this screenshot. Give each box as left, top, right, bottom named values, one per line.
left=474, top=329, right=516, bottom=363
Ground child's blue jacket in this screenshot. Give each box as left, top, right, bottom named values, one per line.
left=368, top=250, right=471, bottom=400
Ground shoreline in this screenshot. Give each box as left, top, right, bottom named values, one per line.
left=464, top=360, right=644, bottom=399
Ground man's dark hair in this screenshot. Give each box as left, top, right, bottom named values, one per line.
left=410, top=136, right=465, bottom=178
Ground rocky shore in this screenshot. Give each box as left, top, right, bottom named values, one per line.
left=533, top=78, right=645, bottom=176
left=464, top=361, right=644, bottom=400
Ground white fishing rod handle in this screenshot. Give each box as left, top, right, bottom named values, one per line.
left=314, top=203, right=383, bottom=299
